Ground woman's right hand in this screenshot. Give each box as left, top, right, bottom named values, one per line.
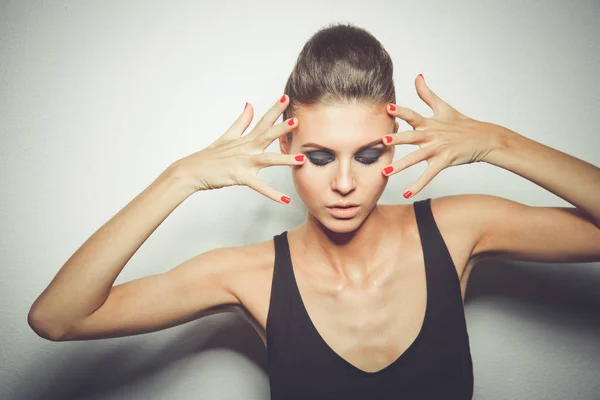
left=171, top=94, right=305, bottom=204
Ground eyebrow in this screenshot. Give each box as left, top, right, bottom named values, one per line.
left=300, top=138, right=385, bottom=152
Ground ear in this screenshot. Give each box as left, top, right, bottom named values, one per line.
left=279, top=134, right=291, bottom=155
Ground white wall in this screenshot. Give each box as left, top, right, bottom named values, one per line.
left=2, top=0, right=599, bottom=399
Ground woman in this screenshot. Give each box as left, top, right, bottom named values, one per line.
left=28, top=23, right=600, bottom=399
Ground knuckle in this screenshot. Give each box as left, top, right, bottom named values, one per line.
left=438, top=148, right=453, bottom=164
left=258, top=153, right=274, bottom=165
left=426, top=119, right=440, bottom=129
left=251, top=127, right=274, bottom=145
left=239, top=139, right=261, bottom=156
left=229, top=168, right=246, bottom=186
left=417, top=131, right=429, bottom=142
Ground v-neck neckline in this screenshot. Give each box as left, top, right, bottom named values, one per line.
left=281, top=221, right=430, bottom=379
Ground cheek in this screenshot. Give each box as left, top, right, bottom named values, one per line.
left=364, top=171, right=388, bottom=193
left=293, top=164, right=326, bottom=181
left=291, top=168, right=320, bottom=193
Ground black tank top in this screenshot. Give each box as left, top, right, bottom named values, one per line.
left=266, top=198, right=474, bottom=399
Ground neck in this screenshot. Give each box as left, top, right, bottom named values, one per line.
left=298, top=205, right=395, bottom=287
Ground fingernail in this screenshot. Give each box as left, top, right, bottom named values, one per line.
left=383, top=166, right=393, bottom=175
left=280, top=95, right=287, bottom=103
left=244, top=102, right=248, bottom=110
left=295, top=155, right=305, bottom=162
left=389, top=104, right=396, bottom=111
left=287, top=117, right=295, bottom=126
left=281, top=196, right=291, bottom=204
left=384, top=136, right=393, bottom=143
left=404, top=190, right=412, bottom=199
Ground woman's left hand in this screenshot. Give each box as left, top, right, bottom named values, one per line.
left=382, top=74, right=513, bottom=199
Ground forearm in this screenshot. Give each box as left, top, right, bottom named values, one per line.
left=28, top=165, right=196, bottom=337
left=484, top=128, right=600, bottom=227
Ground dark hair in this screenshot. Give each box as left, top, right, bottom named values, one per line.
left=283, top=23, right=396, bottom=143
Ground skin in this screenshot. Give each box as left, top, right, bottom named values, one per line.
left=239, top=76, right=600, bottom=374
left=234, top=100, right=437, bottom=373
left=279, top=100, right=402, bottom=287
left=29, top=76, right=599, bottom=378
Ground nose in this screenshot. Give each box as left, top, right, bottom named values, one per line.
left=331, top=158, right=357, bottom=195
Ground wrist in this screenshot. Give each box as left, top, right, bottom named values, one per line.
left=157, top=163, right=199, bottom=197
left=483, top=124, right=522, bottom=165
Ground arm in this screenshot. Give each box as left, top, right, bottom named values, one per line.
left=435, top=193, right=600, bottom=264
left=432, top=130, right=600, bottom=264
left=55, top=246, right=245, bottom=341
left=383, top=74, right=600, bottom=263
left=464, top=131, right=600, bottom=263
left=28, top=165, right=196, bottom=340
left=28, top=92, right=304, bottom=341
left=485, top=130, right=600, bottom=229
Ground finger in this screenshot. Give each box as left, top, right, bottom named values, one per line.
left=415, top=74, right=452, bottom=115
left=244, top=175, right=292, bottom=204
left=381, top=146, right=435, bottom=177
left=218, top=102, right=254, bottom=142
left=254, top=152, right=306, bottom=169
left=382, top=130, right=427, bottom=146
left=386, top=103, right=425, bottom=128
left=256, top=115, right=298, bottom=148
left=403, top=160, right=447, bottom=199
left=248, top=94, right=290, bottom=139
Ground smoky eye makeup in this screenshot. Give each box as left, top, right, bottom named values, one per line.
left=306, top=148, right=384, bottom=167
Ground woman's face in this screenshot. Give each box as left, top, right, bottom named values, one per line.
left=280, top=101, right=397, bottom=232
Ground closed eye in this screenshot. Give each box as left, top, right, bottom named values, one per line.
left=307, top=149, right=382, bottom=167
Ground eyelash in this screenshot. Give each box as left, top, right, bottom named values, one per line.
left=307, top=152, right=382, bottom=167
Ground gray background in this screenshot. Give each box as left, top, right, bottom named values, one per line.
left=2, top=0, right=599, bottom=399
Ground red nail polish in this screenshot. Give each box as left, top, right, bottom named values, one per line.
left=287, top=118, right=295, bottom=126
left=280, top=95, right=287, bottom=103
left=244, top=102, right=248, bottom=110
left=383, top=166, right=393, bottom=174
left=281, top=196, right=290, bottom=204
left=404, top=190, right=412, bottom=199
left=295, top=155, right=304, bottom=162
left=389, top=104, right=396, bottom=111
left=384, top=136, right=393, bottom=143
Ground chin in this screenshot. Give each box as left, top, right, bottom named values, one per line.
left=314, top=209, right=370, bottom=234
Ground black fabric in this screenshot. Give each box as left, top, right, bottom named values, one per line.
left=266, top=198, right=474, bottom=399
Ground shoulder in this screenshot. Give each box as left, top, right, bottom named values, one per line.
left=427, top=194, right=508, bottom=249
left=220, top=236, right=279, bottom=299
left=428, top=194, right=483, bottom=253
left=413, top=194, right=485, bottom=229
left=386, top=195, right=484, bottom=283
left=220, top=237, right=277, bottom=275
left=380, top=197, right=471, bottom=238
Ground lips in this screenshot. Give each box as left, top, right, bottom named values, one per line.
left=328, top=203, right=359, bottom=208
left=328, top=205, right=360, bottom=218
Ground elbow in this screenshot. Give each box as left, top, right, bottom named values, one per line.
left=27, top=307, right=67, bottom=342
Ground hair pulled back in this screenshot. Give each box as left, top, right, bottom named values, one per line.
left=283, top=23, right=396, bottom=143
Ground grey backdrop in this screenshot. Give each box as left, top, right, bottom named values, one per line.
left=2, top=0, right=599, bottom=399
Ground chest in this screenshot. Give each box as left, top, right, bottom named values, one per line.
left=233, top=225, right=472, bottom=373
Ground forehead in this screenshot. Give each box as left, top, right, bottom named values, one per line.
left=293, top=102, right=393, bottom=146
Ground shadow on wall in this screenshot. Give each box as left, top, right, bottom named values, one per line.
left=463, top=259, right=600, bottom=398
left=17, top=260, right=600, bottom=400
left=465, top=259, right=600, bottom=317
left=17, top=313, right=267, bottom=400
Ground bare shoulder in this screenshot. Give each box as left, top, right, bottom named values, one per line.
left=223, top=236, right=278, bottom=303
left=429, top=195, right=481, bottom=251
left=428, top=195, right=485, bottom=287
left=384, top=196, right=481, bottom=284
left=221, top=237, right=279, bottom=343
